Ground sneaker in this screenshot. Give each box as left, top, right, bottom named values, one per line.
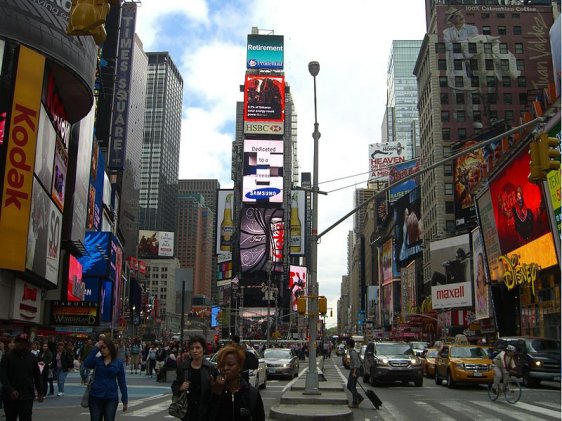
left=57, top=393, right=64, bottom=397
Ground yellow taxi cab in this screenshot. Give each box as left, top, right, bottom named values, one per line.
left=435, top=344, right=493, bottom=388
left=421, top=348, right=439, bottom=378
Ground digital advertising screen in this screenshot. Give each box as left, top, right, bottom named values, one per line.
left=393, top=187, right=423, bottom=266
left=289, top=265, right=307, bottom=311
left=388, top=159, right=420, bottom=202
left=247, top=34, right=284, bottom=70
left=242, top=139, right=284, bottom=203
left=243, top=75, right=285, bottom=122
left=67, top=255, right=84, bottom=302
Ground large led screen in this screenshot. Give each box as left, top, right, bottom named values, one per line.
left=217, top=190, right=235, bottom=254
left=389, top=159, right=420, bottom=202
left=138, top=231, right=175, bottom=258
left=247, top=34, right=284, bottom=70
left=289, top=190, right=306, bottom=255
left=472, top=227, right=490, bottom=320
left=289, top=265, right=307, bottom=311
left=393, top=187, right=423, bottom=266
left=242, top=139, right=284, bottom=203
left=244, top=75, right=285, bottom=123
left=67, top=255, right=84, bottom=302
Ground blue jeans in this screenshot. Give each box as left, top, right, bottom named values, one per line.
left=89, top=396, right=119, bottom=421
left=57, top=370, right=68, bottom=393
left=347, top=372, right=360, bottom=404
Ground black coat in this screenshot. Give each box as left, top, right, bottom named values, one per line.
left=171, top=359, right=217, bottom=421
left=208, top=377, right=265, bottom=421
left=0, top=349, right=43, bottom=400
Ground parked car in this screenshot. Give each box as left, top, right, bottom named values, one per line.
left=435, top=344, right=493, bottom=388
left=409, top=341, right=429, bottom=356
left=496, top=337, right=561, bottom=387
left=358, top=344, right=368, bottom=363
left=421, top=348, right=438, bottom=378
left=363, top=341, right=423, bottom=387
left=208, top=348, right=267, bottom=389
left=263, top=348, right=300, bottom=379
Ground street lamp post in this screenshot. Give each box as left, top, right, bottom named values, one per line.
left=265, top=261, right=273, bottom=348
left=305, top=60, right=321, bottom=395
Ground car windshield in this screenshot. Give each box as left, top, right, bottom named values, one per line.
left=426, top=349, right=438, bottom=358
left=450, top=347, right=488, bottom=358
left=376, top=344, right=412, bottom=355
left=527, top=339, right=561, bottom=352
left=411, top=342, right=428, bottom=350
left=264, top=349, right=291, bottom=359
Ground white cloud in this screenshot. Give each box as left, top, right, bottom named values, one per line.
left=135, top=0, right=427, bottom=330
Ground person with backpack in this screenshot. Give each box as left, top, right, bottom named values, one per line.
left=208, top=344, right=265, bottom=421
left=171, top=336, right=217, bottom=421
left=129, top=339, right=141, bottom=374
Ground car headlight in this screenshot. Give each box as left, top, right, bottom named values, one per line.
left=410, top=357, right=421, bottom=366
left=283, top=364, right=290, bottom=368
left=488, top=364, right=494, bottom=370
left=455, top=363, right=465, bottom=370
left=533, top=360, right=542, bottom=367
left=377, top=358, right=389, bottom=366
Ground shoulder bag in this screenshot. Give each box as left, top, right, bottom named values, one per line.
left=81, top=369, right=95, bottom=408
left=169, top=366, right=190, bottom=418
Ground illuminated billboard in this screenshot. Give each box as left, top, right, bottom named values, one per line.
left=87, top=141, right=105, bottom=231
left=289, top=265, right=307, bottom=311
left=67, top=255, right=84, bottom=302
left=138, top=231, right=175, bottom=258
left=242, top=139, right=284, bottom=203
left=217, top=190, right=234, bottom=254
left=247, top=34, right=284, bottom=70
left=239, top=206, right=284, bottom=273
left=381, top=239, right=393, bottom=284
left=393, top=187, right=423, bottom=265
left=50, top=301, right=99, bottom=326
left=471, top=227, right=490, bottom=320
left=429, top=234, right=470, bottom=288
left=388, top=159, right=420, bottom=202
left=369, top=142, right=407, bottom=181
left=289, top=190, right=306, bottom=255
left=243, top=75, right=285, bottom=135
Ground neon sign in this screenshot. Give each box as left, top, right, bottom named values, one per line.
left=498, top=254, right=539, bottom=296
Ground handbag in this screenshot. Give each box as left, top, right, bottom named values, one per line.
left=81, top=370, right=95, bottom=408
left=168, top=391, right=188, bottom=418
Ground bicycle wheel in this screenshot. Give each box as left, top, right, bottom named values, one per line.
left=487, top=383, right=500, bottom=401
left=504, top=379, right=522, bottom=404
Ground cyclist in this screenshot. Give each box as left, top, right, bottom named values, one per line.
left=492, top=344, right=516, bottom=394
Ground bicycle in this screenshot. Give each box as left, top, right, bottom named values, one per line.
left=488, top=375, right=522, bottom=404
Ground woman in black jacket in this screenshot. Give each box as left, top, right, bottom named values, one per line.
left=171, top=336, right=216, bottom=421
left=208, top=344, right=265, bottom=421
left=54, top=342, right=73, bottom=396
left=37, top=342, right=54, bottom=396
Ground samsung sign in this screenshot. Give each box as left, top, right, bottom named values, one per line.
left=109, top=2, right=137, bottom=171
left=431, top=281, right=472, bottom=309
left=247, top=34, right=284, bottom=70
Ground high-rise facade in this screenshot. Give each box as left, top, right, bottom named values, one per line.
left=176, top=180, right=219, bottom=300
left=384, top=40, right=422, bottom=160
left=139, top=52, right=183, bottom=233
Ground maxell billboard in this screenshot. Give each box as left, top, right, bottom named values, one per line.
left=243, top=75, right=285, bottom=135
left=108, top=2, right=137, bottom=171
left=431, top=281, right=472, bottom=310
left=369, top=142, right=407, bottom=181
left=242, top=139, right=284, bottom=203
left=247, top=34, right=284, bottom=70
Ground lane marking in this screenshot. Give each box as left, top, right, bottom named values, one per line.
left=124, top=401, right=170, bottom=417
left=470, top=400, right=545, bottom=421
left=412, top=401, right=455, bottom=421
left=512, top=401, right=562, bottom=418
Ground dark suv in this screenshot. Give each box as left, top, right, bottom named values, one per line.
left=363, top=341, right=423, bottom=387
left=496, top=337, right=561, bottom=388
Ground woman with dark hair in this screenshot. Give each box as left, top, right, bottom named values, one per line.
left=171, top=335, right=216, bottom=421
left=38, top=342, right=54, bottom=397
left=84, top=339, right=128, bottom=421
left=208, top=344, right=265, bottom=421
left=54, top=342, right=73, bottom=396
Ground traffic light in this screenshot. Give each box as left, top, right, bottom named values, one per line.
left=538, top=133, right=561, bottom=173
left=67, top=0, right=119, bottom=45
left=297, top=297, right=307, bottom=315
left=318, top=296, right=327, bottom=315
left=529, top=140, right=543, bottom=183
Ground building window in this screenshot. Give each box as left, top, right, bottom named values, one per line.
left=517, top=76, right=526, bottom=87
left=441, top=111, right=450, bottom=122
left=513, top=26, right=522, bottom=35
left=456, top=93, right=465, bottom=104
left=455, top=76, right=464, bottom=88
left=456, top=111, right=466, bottom=122
left=438, top=59, right=447, bottom=71
left=468, top=43, right=477, bottom=54
left=445, top=201, right=455, bottom=213
left=516, top=59, right=525, bottom=71
left=471, top=76, right=479, bottom=88
left=499, top=43, right=508, bottom=54
left=442, top=128, right=451, bottom=141
left=489, top=110, right=498, bottom=120
left=515, top=43, right=523, bottom=54
left=484, top=43, right=493, bottom=54
left=446, top=220, right=456, bottom=233
left=458, top=128, right=467, bottom=140
left=519, top=92, right=528, bottom=104
left=441, top=93, right=449, bottom=104
left=443, top=145, right=451, bottom=156
left=485, top=59, right=494, bottom=71
left=473, top=110, right=482, bottom=122
left=487, top=76, right=496, bottom=87
left=487, top=93, right=497, bottom=104
left=445, top=183, right=454, bottom=195
left=503, top=93, right=513, bottom=104
left=502, top=76, right=511, bottom=87
left=435, top=43, right=446, bottom=53
left=505, top=110, right=514, bottom=121
left=454, top=59, right=463, bottom=71
left=439, top=76, right=448, bottom=87
left=471, top=93, right=480, bottom=104
left=501, top=59, right=510, bottom=72
left=498, top=26, right=507, bottom=35
left=482, top=26, right=491, bottom=35
left=444, top=164, right=453, bottom=176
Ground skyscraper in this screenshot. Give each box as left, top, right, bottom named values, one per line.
left=139, top=52, right=183, bottom=234
left=383, top=40, right=422, bottom=160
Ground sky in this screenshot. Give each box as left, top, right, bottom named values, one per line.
left=134, top=0, right=428, bottom=330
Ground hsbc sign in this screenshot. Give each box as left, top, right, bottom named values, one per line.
left=244, top=121, right=284, bottom=135
left=431, top=281, right=472, bottom=309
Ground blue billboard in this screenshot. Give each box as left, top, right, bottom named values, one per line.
left=79, top=231, right=111, bottom=277
left=388, top=159, right=420, bottom=202
left=246, top=34, right=284, bottom=70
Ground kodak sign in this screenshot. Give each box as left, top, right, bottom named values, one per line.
left=0, top=46, right=45, bottom=270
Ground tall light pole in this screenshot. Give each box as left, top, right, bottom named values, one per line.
left=265, top=260, right=273, bottom=348
left=304, top=60, right=321, bottom=395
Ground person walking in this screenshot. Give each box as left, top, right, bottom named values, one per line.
left=84, top=339, right=128, bottom=421
left=171, top=336, right=217, bottom=421
left=54, top=341, right=74, bottom=396
left=38, top=342, right=54, bottom=397
left=346, top=338, right=363, bottom=408
left=129, top=339, right=141, bottom=374
left=0, top=334, right=44, bottom=421
left=147, top=343, right=157, bottom=376
left=208, top=344, right=265, bottom=421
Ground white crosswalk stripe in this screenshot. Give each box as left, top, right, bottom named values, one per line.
left=124, top=401, right=170, bottom=417
left=470, top=400, right=546, bottom=421
left=412, top=401, right=455, bottom=420
left=513, top=401, right=562, bottom=418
